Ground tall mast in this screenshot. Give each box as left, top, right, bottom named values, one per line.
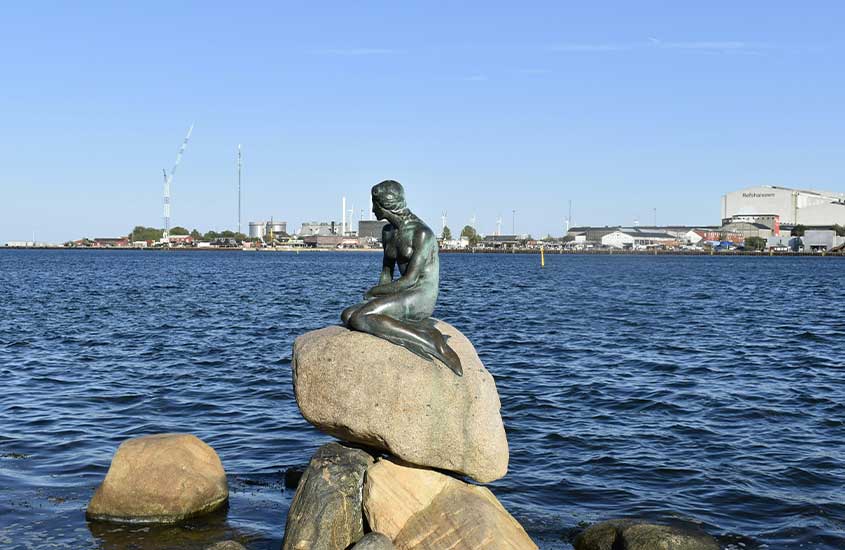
left=237, top=144, right=242, bottom=236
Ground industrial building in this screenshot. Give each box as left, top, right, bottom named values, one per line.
left=567, top=226, right=619, bottom=242
left=299, top=221, right=340, bottom=237
left=568, top=225, right=718, bottom=242
left=249, top=221, right=287, bottom=239
left=358, top=220, right=389, bottom=241
left=718, top=221, right=774, bottom=240
left=601, top=229, right=676, bottom=249
left=721, top=186, right=845, bottom=227
left=301, top=235, right=343, bottom=248
left=801, top=230, right=845, bottom=251
left=480, top=235, right=525, bottom=249
left=686, top=229, right=744, bottom=245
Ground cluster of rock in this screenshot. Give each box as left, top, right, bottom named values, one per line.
left=82, top=320, right=724, bottom=550
left=285, top=321, right=537, bottom=550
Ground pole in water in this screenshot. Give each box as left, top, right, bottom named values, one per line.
left=540, top=246, right=545, bottom=267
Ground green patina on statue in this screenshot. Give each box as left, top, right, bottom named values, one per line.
left=341, top=180, right=462, bottom=376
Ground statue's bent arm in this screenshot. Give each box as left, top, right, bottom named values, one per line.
left=378, top=255, right=395, bottom=286
left=366, top=228, right=432, bottom=297
left=365, top=256, right=395, bottom=298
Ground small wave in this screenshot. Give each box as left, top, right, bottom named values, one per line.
left=794, top=330, right=829, bottom=343
left=6, top=340, right=32, bottom=348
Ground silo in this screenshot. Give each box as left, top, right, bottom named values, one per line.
left=249, top=222, right=266, bottom=239
left=270, top=221, right=287, bottom=236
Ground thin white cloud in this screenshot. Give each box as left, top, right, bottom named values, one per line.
left=550, top=39, right=770, bottom=54
left=650, top=38, right=774, bottom=53
left=309, top=48, right=405, bottom=56
left=652, top=39, right=752, bottom=51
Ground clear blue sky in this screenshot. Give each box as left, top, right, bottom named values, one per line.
left=1, top=1, right=843, bottom=242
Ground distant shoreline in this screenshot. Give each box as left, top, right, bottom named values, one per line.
left=0, top=246, right=379, bottom=253
left=441, top=248, right=845, bottom=257
left=3, top=246, right=843, bottom=257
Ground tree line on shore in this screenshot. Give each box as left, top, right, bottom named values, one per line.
left=130, top=226, right=254, bottom=242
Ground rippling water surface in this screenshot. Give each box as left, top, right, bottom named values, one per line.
left=1, top=250, right=843, bottom=549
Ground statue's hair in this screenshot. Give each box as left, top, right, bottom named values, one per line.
left=371, top=180, right=407, bottom=213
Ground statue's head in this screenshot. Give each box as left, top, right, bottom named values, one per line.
left=371, top=180, right=407, bottom=220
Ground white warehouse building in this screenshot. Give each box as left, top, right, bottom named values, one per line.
left=721, top=186, right=845, bottom=226
left=601, top=229, right=676, bottom=249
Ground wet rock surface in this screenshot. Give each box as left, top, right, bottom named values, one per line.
left=573, top=519, right=720, bottom=550
left=351, top=532, right=395, bottom=550
left=282, top=442, right=374, bottom=550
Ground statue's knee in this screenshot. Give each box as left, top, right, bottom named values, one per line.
left=348, top=314, right=363, bottom=332
left=341, top=304, right=359, bottom=325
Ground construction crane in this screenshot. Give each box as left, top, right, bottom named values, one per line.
left=162, top=124, right=194, bottom=241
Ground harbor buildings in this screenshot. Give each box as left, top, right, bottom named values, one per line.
left=721, top=186, right=845, bottom=227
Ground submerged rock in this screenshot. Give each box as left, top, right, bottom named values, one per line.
left=363, top=458, right=537, bottom=550
left=284, top=465, right=305, bottom=489
left=292, top=321, right=508, bottom=483
left=86, top=433, right=228, bottom=524
left=206, top=542, right=247, bottom=550
left=574, top=519, right=720, bottom=550
left=282, top=442, right=374, bottom=550
left=351, top=533, right=395, bottom=550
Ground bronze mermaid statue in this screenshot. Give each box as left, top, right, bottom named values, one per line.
left=341, top=180, right=462, bottom=376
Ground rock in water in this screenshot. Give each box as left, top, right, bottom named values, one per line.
left=86, top=433, right=228, bottom=524
left=206, top=542, right=247, bottom=550
left=363, top=458, right=537, bottom=550
left=292, top=321, right=508, bottom=483
left=282, top=442, right=374, bottom=550
left=352, top=533, right=395, bottom=550
left=574, top=519, right=720, bottom=550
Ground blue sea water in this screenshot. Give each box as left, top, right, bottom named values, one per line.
left=0, top=250, right=843, bottom=550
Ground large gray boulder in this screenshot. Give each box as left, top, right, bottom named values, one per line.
left=86, top=433, right=228, bottom=524
left=574, top=519, right=719, bottom=550
left=282, top=442, right=374, bottom=550
left=292, top=321, right=508, bottom=483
